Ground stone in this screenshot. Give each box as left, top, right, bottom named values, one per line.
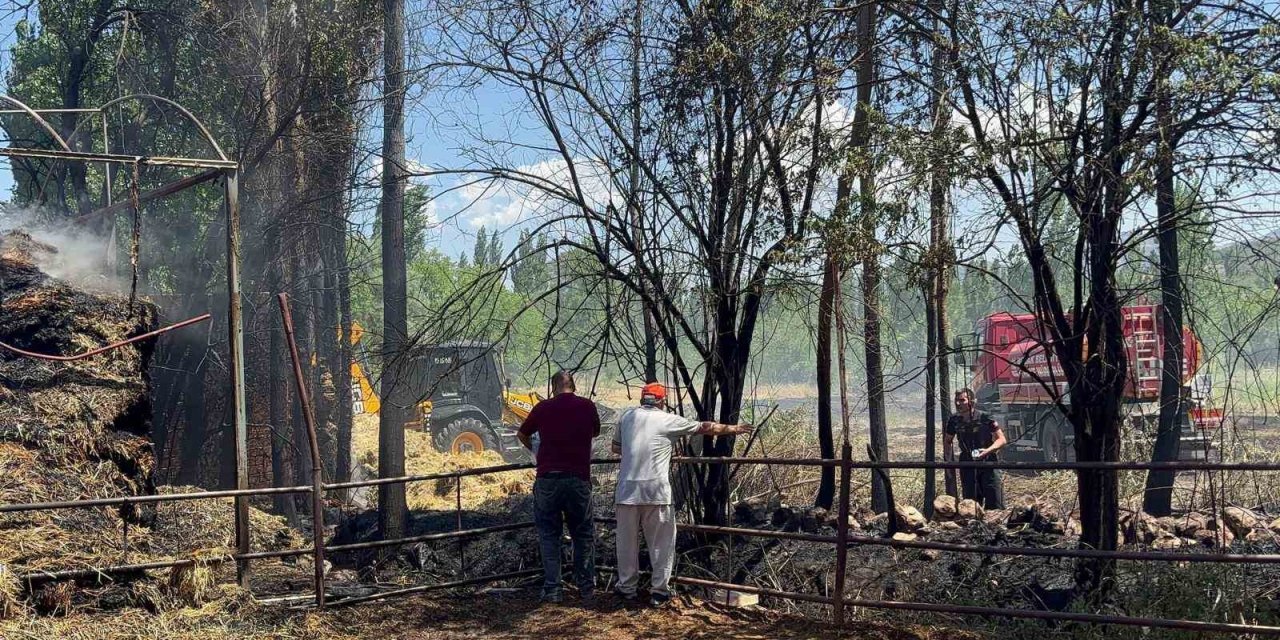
left=771, top=505, right=798, bottom=530
left=1152, top=536, right=1184, bottom=551
left=939, top=521, right=963, bottom=531
left=1120, top=512, right=1167, bottom=545
left=1066, top=518, right=1082, bottom=537
left=709, top=589, right=760, bottom=608
left=957, top=499, right=984, bottom=521
left=1192, top=527, right=1234, bottom=548
left=983, top=509, right=1008, bottom=525
left=1268, top=517, right=1280, bottom=534
left=921, top=549, right=941, bottom=561
left=1009, top=496, right=1067, bottom=535
left=892, top=532, right=919, bottom=542
left=1245, top=530, right=1272, bottom=544
left=933, top=495, right=958, bottom=520
left=327, top=569, right=360, bottom=584
left=734, top=498, right=772, bottom=525
left=1222, top=507, right=1260, bottom=538
left=799, top=507, right=830, bottom=533
left=1175, top=512, right=1209, bottom=538
left=349, top=463, right=378, bottom=509
left=847, top=516, right=862, bottom=531
left=895, top=504, right=928, bottom=532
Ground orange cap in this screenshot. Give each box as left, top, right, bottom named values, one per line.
left=641, top=382, right=666, bottom=400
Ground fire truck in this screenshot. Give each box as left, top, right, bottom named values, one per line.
left=957, top=306, right=1222, bottom=462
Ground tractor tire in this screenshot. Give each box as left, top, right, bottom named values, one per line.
left=1039, top=419, right=1068, bottom=463
left=435, top=417, right=498, bottom=456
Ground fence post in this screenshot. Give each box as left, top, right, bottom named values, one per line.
left=834, top=443, right=852, bottom=626
left=277, top=293, right=327, bottom=609
left=456, top=475, right=467, bottom=577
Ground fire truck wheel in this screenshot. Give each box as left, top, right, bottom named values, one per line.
left=437, top=417, right=497, bottom=455
left=1040, top=421, right=1065, bottom=463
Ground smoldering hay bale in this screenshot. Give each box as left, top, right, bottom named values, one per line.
left=0, top=231, right=161, bottom=588
left=0, top=563, right=25, bottom=619
left=0, top=231, right=311, bottom=616
left=166, top=551, right=221, bottom=606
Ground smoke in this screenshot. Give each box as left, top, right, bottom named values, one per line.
left=0, top=207, right=124, bottom=292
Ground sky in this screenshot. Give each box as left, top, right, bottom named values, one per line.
left=0, top=5, right=540, bottom=261
left=0, top=5, right=1277, bottom=266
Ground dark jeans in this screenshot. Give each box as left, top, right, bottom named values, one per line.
left=533, top=474, right=595, bottom=597
left=960, top=467, right=1004, bottom=509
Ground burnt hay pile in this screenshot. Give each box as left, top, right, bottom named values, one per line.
left=0, top=231, right=304, bottom=617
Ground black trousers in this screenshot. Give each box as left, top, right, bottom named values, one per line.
left=959, top=467, right=1004, bottom=509
left=532, top=475, right=595, bottom=596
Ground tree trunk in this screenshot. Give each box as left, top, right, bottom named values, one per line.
left=270, top=301, right=299, bottom=525
left=311, top=264, right=335, bottom=480
left=378, top=0, right=410, bottom=542
left=630, top=0, right=658, bottom=383
left=335, top=230, right=355, bottom=490
left=928, top=0, right=956, bottom=499
left=1143, top=41, right=1182, bottom=516
left=853, top=0, right=888, bottom=513
left=1071, top=204, right=1127, bottom=602
left=1073, top=395, right=1122, bottom=600
left=296, top=264, right=318, bottom=512
left=923, top=278, right=937, bottom=518
left=815, top=253, right=837, bottom=510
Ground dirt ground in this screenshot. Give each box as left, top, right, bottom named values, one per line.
left=0, top=588, right=972, bottom=640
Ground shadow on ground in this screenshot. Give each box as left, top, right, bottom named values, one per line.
left=322, top=589, right=973, bottom=640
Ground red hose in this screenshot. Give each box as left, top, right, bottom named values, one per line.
left=0, top=313, right=211, bottom=362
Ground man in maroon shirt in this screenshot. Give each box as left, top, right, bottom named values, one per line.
left=517, top=370, right=601, bottom=603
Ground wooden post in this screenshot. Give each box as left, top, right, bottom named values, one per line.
left=456, top=475, right=466, bottom=577
left=834, top=442, right=852, bottom=626
left=226, top=170, right=251, bottom=589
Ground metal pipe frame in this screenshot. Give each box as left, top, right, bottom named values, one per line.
left=0, top=147, right=236, bottom=169
left=674, top=456, right=1280, bottom=472
left=322, top=461, right=541, bottom=491
left=0, top=94, right=250, bottom=592
left=325, top=521, right=536, bottom=554
left=324, top=569, right=542, bottom=608
left=11, top=453, right=1280, bottom=634
left=0, top=485, right=311, bottom=513
left=844, top=533, right=1280, bottom=564
left=278, top=293, right=328, bottom=608
left=75, top=169, right=222, bottom=223
left=21, top=558, right=214, bottom=585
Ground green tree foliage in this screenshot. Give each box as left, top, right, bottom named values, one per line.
left=472, top=226, right=489, bottom=267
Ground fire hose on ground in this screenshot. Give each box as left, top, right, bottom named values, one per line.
left=0, top=312, right=211, bottom=362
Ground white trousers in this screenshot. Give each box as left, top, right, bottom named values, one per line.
left=615, top=504, right=676, bottom=596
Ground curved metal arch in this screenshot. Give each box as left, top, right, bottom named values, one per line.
left=0, top=95, right=73, bottom=152
left=96, top=93, right=229, bottom=162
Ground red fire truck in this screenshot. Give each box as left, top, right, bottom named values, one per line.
left=959, top=305, right=1222, bottom=462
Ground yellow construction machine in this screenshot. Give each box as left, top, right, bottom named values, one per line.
left=346, top=326, right=545, bottom=460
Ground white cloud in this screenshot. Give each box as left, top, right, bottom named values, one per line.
left=445, top=156, right=619, bottom=230
left=363, top=156, right=434, bottom=185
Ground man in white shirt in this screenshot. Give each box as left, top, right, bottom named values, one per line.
left=611, top=381, right=752, bottom=607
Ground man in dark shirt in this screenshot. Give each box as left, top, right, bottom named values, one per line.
left=517, top=370, right=601, bottom=603
left=944, top=388, right=1007, bottom=509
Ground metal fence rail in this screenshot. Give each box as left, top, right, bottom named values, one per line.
left=7, top=443, right=1280, bottom=634
left=6, top=293, right=1280, bottom=633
